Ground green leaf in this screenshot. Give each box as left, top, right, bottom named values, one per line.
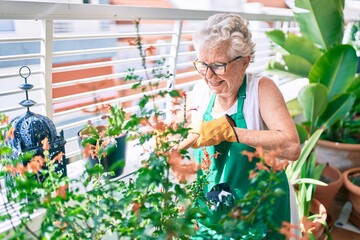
left=309, top=44, right=357, bottom=99
left=283, top=55, right=313, bottom=77
left=295, top=124, right=309, bottom=144
left=298, top=84, right=328, bottom=130
left=285, top=33, right=322, bottom=64
left=348, top=74, right=360, bottom=107
left=295, top=0, right=344, bottom=50
left=267, top=60, right=287, bottom=72
left=266, top=29, right=286, bottom=46
left=266, top=31, right=322, bottom=64
left=293, top=178, right=327, bottom=186
left=168, top=89, right=181, bottom=97
left=286, top=128, right=324, bottom=183
left=319, top=93, right=356, bottom=128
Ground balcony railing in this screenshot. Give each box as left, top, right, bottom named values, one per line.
left=0, top=1, right=302, bottom=164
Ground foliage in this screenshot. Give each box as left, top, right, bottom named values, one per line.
left=266, top=2, right=351, bottom=237
left=349, top=172, right=360, bottom=186
left=0, top=19, right=317, bottom=240
left=266, top=0, right=360, bottom=144
left=350, top=20, right=360, bottom=54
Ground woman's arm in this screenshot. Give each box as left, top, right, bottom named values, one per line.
left=233, top=77, right=300, bottom=161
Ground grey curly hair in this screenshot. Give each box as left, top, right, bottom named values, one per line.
left=193, top=13, right=255, bottom=62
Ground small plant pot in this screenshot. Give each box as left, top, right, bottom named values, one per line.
left=308, top=198, right=327, bottom=239
left=343, top=167, right=360, bottom=228
left=314, top=164, right=343, bottom=212
left=78, top=126, right=127, bottom=179
left=316, top=139, right=360, bottom=172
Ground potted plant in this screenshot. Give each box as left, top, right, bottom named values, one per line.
left=349, top=20, right=360, bottom=73
left=78, top=104, right=128, bottom=179
left=266, top=0, right=360, bottom=172
left=285, top=129, right=332, bottom=239
left=343, top=167, right=360, bottom=228
left=0, top=18, right=328, bottom=239
left=314, top=163, right=344, bottom=215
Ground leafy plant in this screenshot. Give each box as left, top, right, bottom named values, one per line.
left=350, top=20, right=360, bottom=55
left=267, top=0, right=360, bottom=144
left=0, top=19, right=321, bottom=240
left=349, top=172, right=360, bottom=186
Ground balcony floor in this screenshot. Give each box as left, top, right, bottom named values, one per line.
left=324, top=189, right=360, bottom=240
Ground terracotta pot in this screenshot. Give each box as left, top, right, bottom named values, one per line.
left=309, top=198, right=327, bottom=239
left=314, top=164, right=343, bottom=212
left=343, top=167, right=360, bottom=228
left=315, top=139, right=360, bottom=172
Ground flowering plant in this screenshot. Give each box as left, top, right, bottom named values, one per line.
left=0, top=19, right=322, bottom=240
left=0, top=108, right=320, bottom=239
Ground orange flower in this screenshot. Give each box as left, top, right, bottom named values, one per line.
left=5, top=127, right=15, bottom=141
left=145, top=45, right=156, bottom=56
left=53, top=152, right=64, bottom=164
left=249, top=170, right=257, bottom=180
left=41, top=137, right=50, bottom=151
left=242, top=150, right=258, bottom=162
left=201, top=155, right=211, bottom=172
left=131, top=202, right=141, bottom=215
left=167, top=150, right=198, bottom=183
left=139, top=117, right=150, bottom=126
left=84, top=144, right=97, bottom=160
left=54, top=220, right=68, bottom=231
left=279, top=221, right=301, bottom=240
left=213, top=151, right=220, bottom=159
left=27, top=156, right=45, bottom=174
left=301, top=216, right=317, bottom=238
left=55, top=185, right=68, bottom=199
left=256, top=162, right=270, bottom=172
left=4, top=165, right=16, bottom=176
left=16, top=163, right=26, bottom=176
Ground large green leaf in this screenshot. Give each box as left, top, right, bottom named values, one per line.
left=267, top=60, right=287, bottom=72
left=266, top=29, right=286, bottom=47
left=266, top=31, right=322, bottom=64
left=283, top=55, right=313, bottom=77
left=309, top=44, right=357, bottom=99
left=298, top=84, right=328, bottom=130
left=348, top=74, right=360, bottom=107
left=295, top=124, right=309, bottom=144
left=295, top=0, right=344, bottom=50
left=319, top=93, right=356, bottom=128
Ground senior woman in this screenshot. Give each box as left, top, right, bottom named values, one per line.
left=179, top=13, right=301, bottom=239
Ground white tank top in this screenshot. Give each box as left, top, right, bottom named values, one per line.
left=189, top=73, right=267, bottom=131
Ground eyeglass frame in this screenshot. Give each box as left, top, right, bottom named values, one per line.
left=193, top=55, right=243, bottom=76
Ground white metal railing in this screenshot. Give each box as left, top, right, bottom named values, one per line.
left=0, top=1, right=298, bottom=163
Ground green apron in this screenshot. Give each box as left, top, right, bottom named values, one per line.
left=193, top=80, right=290, bottom=239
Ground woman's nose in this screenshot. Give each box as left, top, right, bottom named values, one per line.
left=205, top=67, right=215, bottom=79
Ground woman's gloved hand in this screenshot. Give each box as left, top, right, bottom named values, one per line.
left=177, top=115, right=239, bottom=150
left=188, top=114, right=239, bottom=148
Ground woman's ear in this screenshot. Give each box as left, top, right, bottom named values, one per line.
left=243, top=56, right=250, bottom=67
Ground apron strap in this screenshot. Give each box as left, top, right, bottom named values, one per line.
left=203, top=75, right=247, bottom=124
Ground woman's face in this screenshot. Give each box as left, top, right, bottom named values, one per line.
left=197, top=42, right=249, bottom=98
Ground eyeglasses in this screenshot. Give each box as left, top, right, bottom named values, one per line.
left=193, top=56, right=243, bottom=76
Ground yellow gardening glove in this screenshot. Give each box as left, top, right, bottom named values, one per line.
left=191, top=114, right=239, bottom=148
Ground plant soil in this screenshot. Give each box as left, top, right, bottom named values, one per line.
left=349, top=172, right=360, bottom=186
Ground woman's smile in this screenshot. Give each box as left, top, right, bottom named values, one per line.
left=208, top=79, right=225, bottom=87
